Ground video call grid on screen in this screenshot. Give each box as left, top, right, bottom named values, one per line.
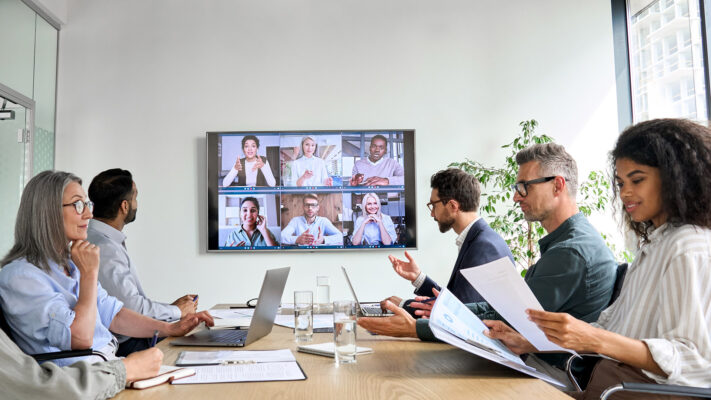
left=207, top=130, right=417, bottom=252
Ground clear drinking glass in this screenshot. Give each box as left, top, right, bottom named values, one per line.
left=294, top=291, right=313, bottom=342
left=315, top=276, right=330, bottom=313
left=333, top=300, right=357, bottom=364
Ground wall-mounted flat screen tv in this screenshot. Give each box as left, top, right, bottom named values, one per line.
left=207, top=130, right=416, bottom=252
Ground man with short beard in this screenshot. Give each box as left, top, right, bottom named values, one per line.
left=377, top=168, right=513, bottom=315
left=87, top=168, right=198, bottom=356
left=359, top=144, right=617, bottom=386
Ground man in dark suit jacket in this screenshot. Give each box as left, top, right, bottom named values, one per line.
left=379, top=168, right=513, bottom=317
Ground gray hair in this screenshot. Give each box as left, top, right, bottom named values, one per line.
left=515, top=143, right=578, bottom=197
left=1, top=171, right=82, bottom=272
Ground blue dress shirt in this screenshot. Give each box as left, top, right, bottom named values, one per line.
left=352, top=214, right=397, bottom=245
left=0, top=258, right=123, bottom=366
left=280, top=216, right=343, bottom=245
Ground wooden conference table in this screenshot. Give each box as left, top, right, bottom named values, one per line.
left=115, top=306, right=572, bottom=400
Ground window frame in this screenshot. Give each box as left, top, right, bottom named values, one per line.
left=611, top=0, right=711, bottom=129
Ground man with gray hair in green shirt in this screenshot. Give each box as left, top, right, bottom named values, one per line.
left=359, top=143, right=617, bottom=385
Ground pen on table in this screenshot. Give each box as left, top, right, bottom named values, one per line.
left=150, top=330, right=159, bottom=348
left=417, top=297, right=437, bottom=304
left=220, top=360, right=256, bottom=365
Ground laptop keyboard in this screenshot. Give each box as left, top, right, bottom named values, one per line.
left=362, top=304, right=385, bottom=315
left=212, top=329, right=248, bottom=343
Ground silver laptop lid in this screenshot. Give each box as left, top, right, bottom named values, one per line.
left=340, top=266, right=366, bottom=314
left=244, top=267, right=290, bottom=345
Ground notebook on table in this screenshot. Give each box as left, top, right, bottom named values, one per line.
left=127, top=366, right=195, bottom=389
left=170, top=267, right=290, bottom=347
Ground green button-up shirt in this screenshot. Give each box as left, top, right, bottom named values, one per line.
left=416, top=213, right=617, bottom=366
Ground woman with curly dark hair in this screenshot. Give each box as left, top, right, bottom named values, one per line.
left=483, top=118, right=711, bottom=399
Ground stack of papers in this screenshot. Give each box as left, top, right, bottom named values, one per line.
left=172, top=349, right=306, bottom=384
left=208, top=308, right=255, bottom=329
left=460, top=257, right=579, bottom=354
left=297, top=342, right=373, bottom=358
left=428, top=288, right=566, bottom=387
left=173, top=362, right=305, bottom=384
left=176, top=349, right=295, bottom=366
left=273, top=314, right=334, bottom=329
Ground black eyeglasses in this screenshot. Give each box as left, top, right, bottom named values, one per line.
left=426, top=198, right=448, bottom=212
left=510, top=176, right=561, bottom=197
left=63, top=200, right=94, bottom=215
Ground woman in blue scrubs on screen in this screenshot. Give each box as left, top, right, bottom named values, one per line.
left=351, top=192, right=397, bottom=246
left=289, top=135, right=333, bottom=187
left=225, top=197, right=277, bottom=247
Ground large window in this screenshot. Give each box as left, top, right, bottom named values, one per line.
left=613, top=0, right=711, bottom=126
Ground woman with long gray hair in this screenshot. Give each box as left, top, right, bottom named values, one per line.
left=0, top=171, right=213, bottom=367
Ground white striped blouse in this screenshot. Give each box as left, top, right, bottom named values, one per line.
left=592, top=223, right=711, bottom=387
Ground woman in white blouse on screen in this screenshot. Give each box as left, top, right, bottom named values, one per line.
left=222, top=135, right=276, bottom=187
left=289, top=135, right=333, bottom=187
left=351, top=192, right=397, bottom=246
left=484, top=119, right=711, bottom=399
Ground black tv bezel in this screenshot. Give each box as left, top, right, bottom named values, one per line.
left=206, top=129, right=417, bottom=252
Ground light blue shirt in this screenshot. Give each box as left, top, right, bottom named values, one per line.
left=0, top=258, right=123, bottom=366
left=352, top=214, right=398, bottom=245
left=224, top=225, right=274, bottom=247
left=280, top=216, right=343, bottom=246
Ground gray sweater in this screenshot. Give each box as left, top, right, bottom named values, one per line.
left=0, top=330, right=125, bottom=400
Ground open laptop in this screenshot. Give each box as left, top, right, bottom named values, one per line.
left=171, top=267, right=290, bottom=347
left=341, top=266, right=393, bottom=317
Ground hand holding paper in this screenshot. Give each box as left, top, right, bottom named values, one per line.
left=526, top=309, right=605, bottom=353
left=427, top=288, right=565, bottom=386
left=460, top=257, right=577, bottom=355
left=482, top=320, right=537, bottom=354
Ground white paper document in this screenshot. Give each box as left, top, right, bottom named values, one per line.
left=429, top=289, right=565, bottom=387
left=172, top=361, right=305, bottom=384
left=210, top=317, right=253, bottom=329
left=208, top=308, right=255, bottom=319
left=460, top=256, right=577, bottom=354
left=273, top=314, right=334, bottom=329
left=176, top=349, right=296, bottom=366
left=297, top=342, right=373, bottom=358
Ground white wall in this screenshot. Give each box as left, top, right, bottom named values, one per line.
left=55, top=0, right=620, bottom=309
left=33, top=0, right=68, bottom=24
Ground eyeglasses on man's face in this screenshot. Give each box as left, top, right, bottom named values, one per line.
left=63, top=200, right=94, bottom=215
left=303, top=202, right=319, bottom=209
left=426, top=198, right=448, bottom=212
left=510, top=176, right=562, bottom=197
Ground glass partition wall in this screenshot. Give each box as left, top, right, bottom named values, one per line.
left=0, top=0, right=58, bottom=255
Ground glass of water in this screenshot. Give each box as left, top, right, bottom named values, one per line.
left=316, top=276, right=330, bottom=313
left=333, top=300, right=357, bottom=364
left=294, top=291, right=313, bottom=342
